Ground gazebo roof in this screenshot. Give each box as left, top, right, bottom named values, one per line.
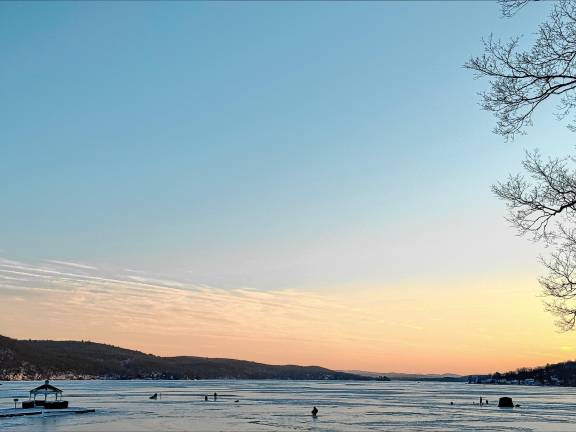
left=30, top=380, right=62, bottom=395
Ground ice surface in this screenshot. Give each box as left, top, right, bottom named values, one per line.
left=1, top=380, right=575, bottom=431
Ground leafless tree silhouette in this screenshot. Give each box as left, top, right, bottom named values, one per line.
left=499, top=0, right=535, bottom=18
left=467, top=0, right=576, bottom=330
left=466, top=1, right=576, bottom=140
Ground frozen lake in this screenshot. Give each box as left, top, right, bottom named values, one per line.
left=1, top=379, right=576, bottom=431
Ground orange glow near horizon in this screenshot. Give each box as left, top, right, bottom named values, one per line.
left=1, top=261, right=575, bottom=376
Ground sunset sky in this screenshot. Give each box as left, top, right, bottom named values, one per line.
left=1, top=1, right=575, bottom=375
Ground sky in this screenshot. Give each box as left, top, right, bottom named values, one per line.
left=1, top=1, right=575, bottom=375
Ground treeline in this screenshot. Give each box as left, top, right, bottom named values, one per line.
left=486, top=361, right=576, bottom=386
left=0, top=335, right=376, bottom=381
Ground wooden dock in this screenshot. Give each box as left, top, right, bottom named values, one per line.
left=0, top=407, right=95, bottom=418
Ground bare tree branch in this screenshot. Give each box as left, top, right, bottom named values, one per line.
left=499, top=0, right=535, bottom=18
left=492, top=149, right=576, bottom=330
left=492, top=150, right=576, bottom=242
left=469, top=1, right=576, bottom=330
left=466, top=1, right=576, bottom=140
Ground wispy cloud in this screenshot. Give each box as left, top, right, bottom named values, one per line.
left=0, top=256, right=565, bottom=374
left=43, top=260, right=98, bottom=270
left=0, top=257, right=391, bottom=357
left=126, top=275, right=187, bottom=289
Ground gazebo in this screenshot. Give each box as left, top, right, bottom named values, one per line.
left=29, top=380, right=63, bottom=402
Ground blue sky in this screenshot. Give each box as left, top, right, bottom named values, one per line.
left=1, top=1, right=571, bottom=290
left=5, top=1, right=576, bottom=373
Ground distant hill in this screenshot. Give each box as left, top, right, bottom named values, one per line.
left=0, top=335, right=376, bottom=381
left=472, top=360, right=576, bottom=386
left=345, top=370, right=463, bottom=381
